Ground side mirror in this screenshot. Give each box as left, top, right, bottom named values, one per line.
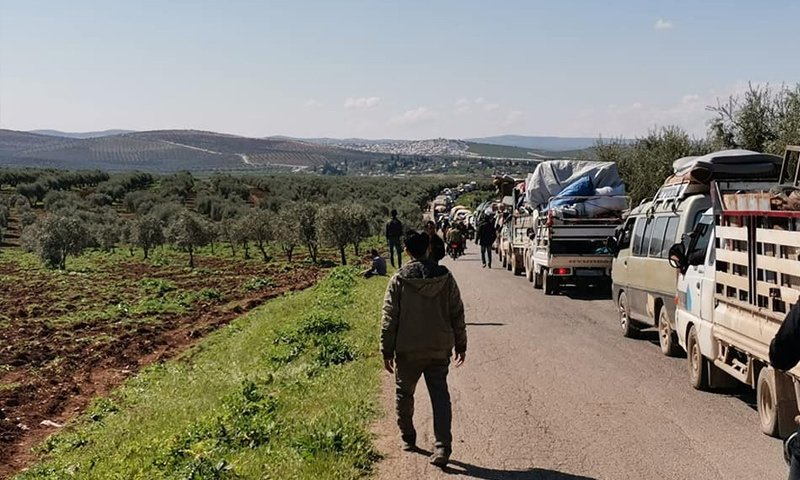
left=668, top=243, right=687, bottom=271
left=606, top=236, right=619, bottom=255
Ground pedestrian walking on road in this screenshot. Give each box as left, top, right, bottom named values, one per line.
left=477, top=215, right=497, bottom=268
left=381, top=230, right=467, bottom=468
left=425, top=220, right=446, bottom=263
left=769, top=302, right=800, bottom=479
left=386, top=209, right=403, bottom=268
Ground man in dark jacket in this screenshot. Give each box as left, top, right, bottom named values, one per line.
left=425, top=220, right=446, bottom=263
left=381, top=230, right=467, bottom=467
left=770, top=302, right=800, bottom=479
left=476, top=216, right=497, bottom=268
left=385, top=209, right=403, bottom=268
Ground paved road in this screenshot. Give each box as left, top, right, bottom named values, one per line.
left=373, top=249, right=788, bottom=480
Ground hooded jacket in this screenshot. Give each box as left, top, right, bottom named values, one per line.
left=381, top=258, right=467, bottom=360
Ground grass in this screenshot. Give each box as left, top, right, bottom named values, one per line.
left=15, top=267, right=389, bottom=480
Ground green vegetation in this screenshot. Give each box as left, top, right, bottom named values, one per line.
left=16, top=268, right=387, bottom=480
left=596, top=82, right=800, bottom=205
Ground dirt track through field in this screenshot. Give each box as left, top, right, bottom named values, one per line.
left=373, top=249, right=787, bottom=479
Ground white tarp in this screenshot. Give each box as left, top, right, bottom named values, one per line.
left=525, top=161, right=625, bottom=207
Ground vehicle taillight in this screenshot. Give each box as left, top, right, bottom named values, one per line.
left=555, top=268, right=570, bottom=275
left=452, top=244, right=459, bottom=248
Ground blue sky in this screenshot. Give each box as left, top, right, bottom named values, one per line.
left=1, top=0, right=798, bottom=139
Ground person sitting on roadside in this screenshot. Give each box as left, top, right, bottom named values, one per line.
left=364, top=249, right=387, bottom=278
left=425, top=220, right=446, bottom=263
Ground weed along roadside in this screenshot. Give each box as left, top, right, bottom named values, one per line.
left=14, top=267, right=388, bottom=480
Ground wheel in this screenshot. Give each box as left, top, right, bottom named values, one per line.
left=533, top=268, right=543, bottom=289
left=512, top=252, right=522, bottom=276
left=618, top=291, right=638, bottom=338
left=686, top=325, right=709, bottom=390
left=506, top=251, right=512, bottom=271
left=757, top=366, right=799, bottom=438
left=543, top=272, right=558, bottom=295
left=501, top=250, right=507, bottom=268
left=658, top=307, right=680, bottom=357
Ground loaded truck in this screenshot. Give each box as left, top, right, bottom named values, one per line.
left=525, top=196, right=627, bottom=295
left=501, top=190, right=534, bottom=275
left=669, top=146, right=800, bottom=438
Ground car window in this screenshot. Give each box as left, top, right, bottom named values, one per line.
left=631, top=217, right=647, bottom=256
left=648, top=217, right=668, bottom=257
left=660, top=217, right=680, bottom=258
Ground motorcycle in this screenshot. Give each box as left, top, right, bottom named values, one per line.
left=448, top=242, right=464, bottom=260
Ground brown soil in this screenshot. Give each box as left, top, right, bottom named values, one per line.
left=0, top=251, right=336, bottom=479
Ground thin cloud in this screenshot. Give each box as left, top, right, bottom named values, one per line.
left=503, top=110, right=524, bottom=127
left=344, top=96, right=380, bottom=109
left=391, top=106, right=437, bottom=125
left=304, top=99, right=323, bottom=108
left=454, top=97, right=495, bottom=114
left=654, top=19, right=674, bottom=30
left=484, top=103, right=500, bottom=112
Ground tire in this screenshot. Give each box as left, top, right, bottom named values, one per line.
left=757, top=367, right=799, bottom=438
left=501, top=250, right=507, bottom=268
left=686, top=325, right=709, bottom=390
left=525, top=254, right=534, bottom=282
left=533, top=269, right=543, bottom=289
left=512, top=252, right=522, bottom=276
left=506, top=252, right=512, bottom=271
left=544, top=272, right=558, bottom=295
left=618, top=291, right=638, bottom=338
left=658, top=307, right=680, bottom=357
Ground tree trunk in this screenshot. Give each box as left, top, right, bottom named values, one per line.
left=243, top=243, right=250, bottom=260
left=339, top=246, right=347, bottom=266
left=353, top=242, right=360, bottom=257
left=210, top=241, right=215, bottom=255
left=188, top=246, right=194, bottom=268
left=143, top=246, right=149, bottom=259
left=229, top=242, right=236, bottom=257
left=286, top=246, right=294, bottom=263
left=258, top=241, right=268, bottom=262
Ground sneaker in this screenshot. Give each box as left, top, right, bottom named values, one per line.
left=401, top=435, right=416, bottom=452
left=482, top=264, right=486, bottom=268
left=430, top=448, right=450, bottom=467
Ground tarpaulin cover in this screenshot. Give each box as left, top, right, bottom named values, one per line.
left=525, top=161, right=624, bottom=207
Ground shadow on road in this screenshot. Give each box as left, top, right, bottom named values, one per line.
left=561, top=287, right=612, bottom=301
left=411, top=449, right=600, bottom=479
left=466, top=322, right=505, bottom=326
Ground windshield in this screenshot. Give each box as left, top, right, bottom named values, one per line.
left=690, top=214, right=714, bottom=255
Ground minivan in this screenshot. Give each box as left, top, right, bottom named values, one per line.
left=610, top=185, right=711, bottom=356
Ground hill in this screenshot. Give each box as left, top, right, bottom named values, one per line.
left=464, top=142, right=592, bottom=159
left=0, top=129, right=386, bottom=172
left=466, top=135, right=603, bottom=151
left=29, top=129, right=137, bottom=139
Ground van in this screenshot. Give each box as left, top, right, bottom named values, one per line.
left=610, top=188, right=711, bottom=356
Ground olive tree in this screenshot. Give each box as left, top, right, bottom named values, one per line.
left=274, top=204, right=300, bottom=262
left=296, top=201, right=319, bottom=264
left=135, top=215, right=165, bottom=259
left=167, top=210, right=209, bottom=268
left=248, top=210, right=273, bottom=262
left=24, top=215, right=90, bottom=270
left=319, top=204, right=353, bottom=265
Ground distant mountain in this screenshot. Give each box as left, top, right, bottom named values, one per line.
left=0, top=129, right=387, bottom=172
left=29, top=129, right=137, bottom=139
left=465, top=135, right=603, bottom=151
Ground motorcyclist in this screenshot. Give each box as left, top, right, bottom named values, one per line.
left=446, top=224, right=465, bottom=256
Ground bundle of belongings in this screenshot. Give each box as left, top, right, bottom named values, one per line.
left=524, top=161, right=627, bottom=218
left=671, top=149, right=782, bottom=182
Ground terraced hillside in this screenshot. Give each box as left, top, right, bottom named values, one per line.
left=0, top=129, right=386, bottom=172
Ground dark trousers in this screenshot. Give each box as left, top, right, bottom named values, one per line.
left=388, top=237, right=402, bottom=268
left=395, top=357, right=452, bottom=451
left=481, top=244, right=492, bottom=267
left=789, top=429, right=800, bottom=479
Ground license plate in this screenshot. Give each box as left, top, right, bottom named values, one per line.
left=576, top=268, right=604, bottom=277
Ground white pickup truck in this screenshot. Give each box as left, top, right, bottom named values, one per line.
left=670, top=147, right=800, bottom=438
left=524, top=196, right=627, bottom=295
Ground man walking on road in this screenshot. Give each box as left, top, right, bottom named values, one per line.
left=477, top=215, right=497, bottom=268
left=386, top=209, right=403, bottom=268
left=769, top=302, right=800, bottom=479
left=425, top=220, right=446, bottom=263
left=381, top=230, right=467, bottom=467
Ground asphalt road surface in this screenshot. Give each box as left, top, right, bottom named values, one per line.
left=373, top=249, right=787, bottom=480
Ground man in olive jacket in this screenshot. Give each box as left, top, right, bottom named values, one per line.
left=381, top=229, right=467, bottom=467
